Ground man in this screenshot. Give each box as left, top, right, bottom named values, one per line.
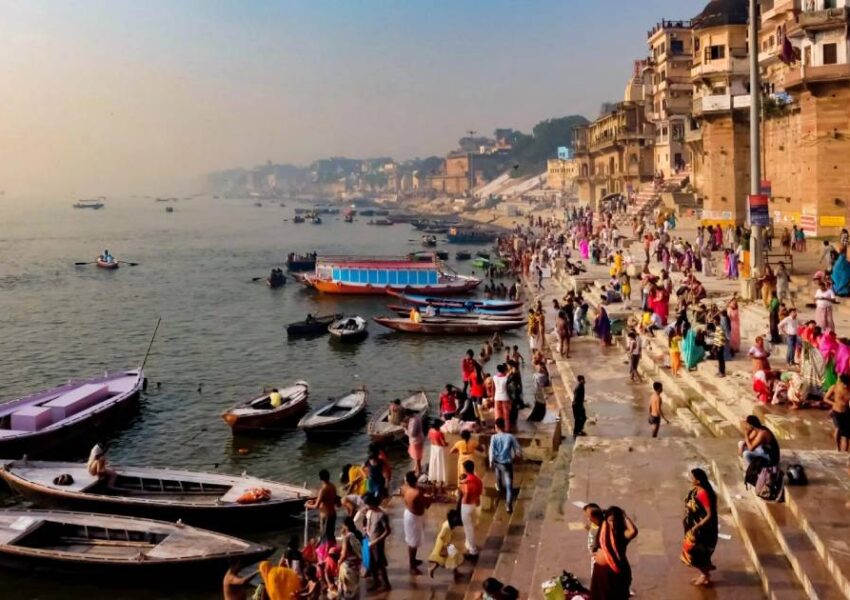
left=572, top=375, right=587, bottom=437
left=778, top=308, right=800, bottom=366
left=304, top=469, right=338, bottom=543
left=269, top=388, right=282, bottom=408
left=711, top=317, right=727, bottom=377
left=406, top=410, right=425, bottom=476
left=626, top=331, right=642, bottom=382
left=738, top=415, right=780, bottom=468
left=365, top=493, right=392, bottom=591
left=461, top=349, right=477, bottom=394
left=402, top=470, right=430, bottom=575
left=409, top=306, right=422, bottom=323
left=458, top=459, right=482, bottom=558
left=488, top=418, right=522, bottom=514
left=388, top=398, right=402, bottom=426
left=493, top=364, right=511, bottom=432
left=824, top=373, right=850, bottom=452
left=439, top=384, right=458, bottom=420
left=648, top=381, right=669, bottom=438
left=87, top=443, right=118, bottom=487
left=223, top=560, right=253, bottom=600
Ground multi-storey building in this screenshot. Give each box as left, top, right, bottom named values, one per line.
left=645, top=19, right=695, bottom=178
left=545, top=157, right=580, bottom=191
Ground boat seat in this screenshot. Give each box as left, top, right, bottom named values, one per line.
left=10, top=406, right=54, bottom=432
left=336, top=396, right=359, bottom=409
left=43, top=384, right=110, bottom=421
left=16, top=466, right=100, bottom=493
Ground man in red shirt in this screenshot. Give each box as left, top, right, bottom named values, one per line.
left=439, top=384, right=458, bottom=420
left=461, top=350, right=477, bottom=394
left=458, top=459, right=482, bottom=557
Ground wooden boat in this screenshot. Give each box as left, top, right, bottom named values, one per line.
left=421, top=235, right=437, bottom=247
left=475, top=251, right=491, bottom=259
left=369, top=218, right=393, bottom=226
left=0, top=460, right=311, bottom=526
left=446, top=226, right=498, bottom=244
left=286, top=252, right=317, bottom=272
left=373, top=317, right=526, bottom=335
left=301, top=256, right=480, bottom=295
left=165, top=206, right=174, bottom=213
left=387, top=291, right=523, bottom=311
left=72, top=199, right=104, bottom=209
left=286, top=314, right=342, bottom=337
left=0, top=509, right=273, bottom=578
left=297, top=389, right=368, bottom=435
left=386, top=304, right=523, bottom=318
left=472, top=257, right=506, bottom=269
left=96, top=258, right=119, bottom=269
left=367, top=392, right=429, bottom=443
left=344, top=214, right=354, bottom=223
left=221, top=381, right=310, bottom=432
left=310, top=216, right=322, bottom=224
left=456, top=251, right=472, bottom=260
left=328, top=316, right=368, bottom=342
left=435, top=250, right=449, bottom=260
left=293, top=215, right=305, bottom=223
left=0, top=370, right=145, bottom=457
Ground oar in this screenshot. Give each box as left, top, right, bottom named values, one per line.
left=74, top=261, right=95, bottom=266
left=117, top=260, right=140, bottom=266
left=251, top=277, right=265, bottom=282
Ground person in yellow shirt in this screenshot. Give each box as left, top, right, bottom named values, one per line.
left=449, top=430, right=482, bottom=485
left=269, top=388, right=282, bottom=408
left=410, top=306, right=422, bottom=323
left=343, top=463, right=367, bottom=496
left=610, top=250, right=624, bottom=277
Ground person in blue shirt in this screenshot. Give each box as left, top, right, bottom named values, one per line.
left=488, top=417, right=522, bottom=514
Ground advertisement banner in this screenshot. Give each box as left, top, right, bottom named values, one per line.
left=748, top=194, right=770, bottom=227
left=820, top=215, right=846, bottom=228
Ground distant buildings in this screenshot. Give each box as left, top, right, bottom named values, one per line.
left=426, top=133, right=514, bottom=195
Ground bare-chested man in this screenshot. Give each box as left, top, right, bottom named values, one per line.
left=825, top=373, right=850, bottom=452
left=222, top=560, right=254, bottom=600
left=402, top=470, right=431, bottom=574
left=304, top=469, right=338, bottom=543
left=648, top=381, right=669, bottom=438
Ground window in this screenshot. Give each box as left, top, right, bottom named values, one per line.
left=368, top=270, right=378, bottom=284
left=332, top=268, right=341, bottom=281
left=340, top=269, right=350, bottom=282
left=695, top=38, right=701, bottom=51
left=671, top=40, right=684, bottom=54
left=705, top=45, right=725, bottom=61
left=823, top=43, right=838, bottom=65
left=377, top=270, right=388, bottom=285
left=388, top=270, right=398, bottom=285
left=397, top=271, right=408, bottom=285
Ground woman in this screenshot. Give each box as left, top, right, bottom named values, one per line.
left=776, top=262, right=791, bottom=302
left=669, top=329, right=683, bottom=377
left=726, top=297, right=741, bottom=355
left=337, top=517, right=363, bottom=599
left=768, top=291, right=781, bottom=344
left=815, top=280, right=836, bottom=331
left=428, top=509, right=465, bottom=580
left=681, top=468, right=718, bottom=587
left=427, top=420, right=449, bottom=489
left=681, top=327, right=705, bottom=370
left=590, top=506, right=638, bottom=600
left=556, top=309, right=570, bottom=358
left=748, top=336, right=772, bottom=374
left=594, top=299, right=612, bottom=347
left=450, top=430, right=479, bottom=486
left=760, top=265, right=777, bottom=308
left=527, top=309, right=541, bottom=353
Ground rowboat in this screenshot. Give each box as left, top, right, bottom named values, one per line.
left=373, top=317, right=526, bottom=335
left=386, top=304, right=524, bottom=318
left=446, top=226, right=498, bottom=244
left=421, top=235, right=437, bottom=247
left=286, top=253, right=317, bottom=273
left=72, top=199, right=104, bottom=209
left=297, top=389, right=368, bottom=436
left=0, top=460, right=312, bottom=526
left=472, top=257, right=506, bottom=269
left=0, top=509, right=272, bottom=578
left=266, top=275, right=286, bottom=288
left=0, top=370, right=145, bottom=457
left=387, top=291, right=523, bottom=311
left=456, top=251, right=472, bottom=260
left=367, top=392, right=429, bottom=443
left=286, top=314, right=342, bottom=337
left=96, top=258, right=119, bottom=269
left=293, top=215, right=305, bottom=223
left=328, top=316, right=368, bottom=342
left=221, top=381, right=310, bottom=432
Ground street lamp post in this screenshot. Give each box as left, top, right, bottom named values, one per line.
left=749, top=0, right=763, bottom=285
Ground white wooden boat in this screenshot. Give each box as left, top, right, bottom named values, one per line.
left=221, top=381, right=310, bottom=432
left=367, top=392, right=429, bottom=443
left=328, top=316, right=368, bottom=342
left=0, top=509, right=272, bottom=577
left=297, top=389, right=368, bottom=436
left=0, top=459, right=311, bottom=527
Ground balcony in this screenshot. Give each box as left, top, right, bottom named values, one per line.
left=692, top=94, right=752, bottom=116
left=691, top=56, right=750, bottom=81
left=784, top=62, right=850, bottom=89
left=762, top=0, right=800, bottom=22
left=797, top=6, right=850, bottom=34
left=684, top=124, right=703, bottom=143
left=759, top=46, right=784, bottom=66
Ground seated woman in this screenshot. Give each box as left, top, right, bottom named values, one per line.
left=737, top=415, right=780, bottom=469
left=87, top=443, right=118, bottom=487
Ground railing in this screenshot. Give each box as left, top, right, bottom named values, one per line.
left=691, top=56, right=750, bottom=79
left=647, top=18, right=694, bottom=38
left=692, top=94, right=751, bottom=116
left=798, top=5, right=849, bottom=30
left=784, top=63, right=850, bottom=89
left=762, top=0, right=800, bottom=21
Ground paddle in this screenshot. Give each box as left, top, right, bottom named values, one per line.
left=117, top=260, right=139, bottom=266
left=74, top=261, right=95, bottom=266
left=251, top=277, right=265, bottom=282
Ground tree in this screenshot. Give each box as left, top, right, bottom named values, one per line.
left=510, top=115, right=589, bottom=177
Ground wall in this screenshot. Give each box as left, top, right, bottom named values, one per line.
left=699, top=113, right=751, bottom=226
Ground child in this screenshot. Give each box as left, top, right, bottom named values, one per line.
left=669, top=330, right=683, bottom=377
left=428, top=509, right=465, bottom=581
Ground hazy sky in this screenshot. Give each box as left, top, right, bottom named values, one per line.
left=0, top=0, right=702, bottom=196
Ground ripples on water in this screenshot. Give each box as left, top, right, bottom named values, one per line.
left=0, top=197, right=518, bottom=598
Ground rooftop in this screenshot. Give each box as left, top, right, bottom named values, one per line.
left=692, top=0, right=749, bottom=30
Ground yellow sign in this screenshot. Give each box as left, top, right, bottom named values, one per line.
left=820, top=215, right=846, bottom=227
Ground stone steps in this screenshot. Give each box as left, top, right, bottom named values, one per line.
left=711, top=456, right=807, bottom=600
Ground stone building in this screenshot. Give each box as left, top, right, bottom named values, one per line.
left=546, top=157, right=580, bottom=191
left=427, top=151, right=512, bottom=196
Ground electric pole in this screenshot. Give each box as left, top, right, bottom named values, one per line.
left=749, top=0, right=763, bottom=279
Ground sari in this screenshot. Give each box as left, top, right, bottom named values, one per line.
left=258, top=562, right=300, bottom=600
left=579, top=238, right=590, bottom=260
left=590, top=521, right=632, bottom=600
left=594, top=306, right=612, bottom=345
left=727, top=305, right=741, bottom=353
left=800, top=341, right=825, bottom=398
left=681, top=328, right=705, bottom=369
left=681, top=487, right=718, bottom=572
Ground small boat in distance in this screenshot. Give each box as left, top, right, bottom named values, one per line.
left=328, top=316, right=368, bottom=342
left=286, top=313, right=342, bottom=337
left=0, top=459, right=312, bottom=526
left=297, top=389, right=368, bottom=436
left=446, top=226, right=498, bottom=244
left=96, top=257, right=119, bottom=269
left=0, top=509, right=272, bottom=578
left=367, top=392, right=429, bottom=443
left=221, top=381, right=310, bottom=432
left=373, top=316, right=526, bottom=335
left=369, top=218, right=393, bottom=226
left=165, top=206, right=174, bottom=213
left=421, top=235, right=437, bottom=247
left=0, top=370, right=145, bottom=457
left=293, top=215, right=305, bottom=223
left=456, top=251, right=472, bottom=260
left=72, top=199, right=105, bottom=209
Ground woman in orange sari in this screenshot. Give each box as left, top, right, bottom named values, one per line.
left=681, top=468, right=718, bottom=587
left=590, top=506, right=639, bottom=600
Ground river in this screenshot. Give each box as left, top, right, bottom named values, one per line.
left=0, top=196, right=517, bottom=598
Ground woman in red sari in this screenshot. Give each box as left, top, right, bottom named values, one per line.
left=590, top=506, right=639, bottom=600
left=681, top=468, right=718, bottom=586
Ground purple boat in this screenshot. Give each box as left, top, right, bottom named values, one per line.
left=0, top=370, right=145, bottom=458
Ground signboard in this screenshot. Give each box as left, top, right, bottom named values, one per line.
left=800, top=214, right=817, bottom=235
left=820, top=215, right=846, bottom=228
left=748, top=194, right=770, bottom=227
left=759, top=179, right=771, bottom=197
left=557, top=146, right=571, bottom=160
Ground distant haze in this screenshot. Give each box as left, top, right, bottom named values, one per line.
left=0, top=0, right=696, bottom=197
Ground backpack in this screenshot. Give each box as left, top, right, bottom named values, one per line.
left=755, top=465, right=785, bottom=501
left=744, top=456, right=767, bottom=488
left=786, top=464, right=808, bottom=486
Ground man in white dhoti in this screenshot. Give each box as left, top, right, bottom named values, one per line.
left=402, top=470, right=430, bottom=575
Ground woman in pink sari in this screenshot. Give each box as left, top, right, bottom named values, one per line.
left=579, top=237, right=590, bottom=260
left=727, top=297, right=741, bottom=355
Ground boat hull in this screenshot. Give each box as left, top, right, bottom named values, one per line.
left=386, top=304, right=523, bottom=317
left=224, top=399, right=308, bottom=432
left=387, top=291, right=523, bottom=310
left=304, top=278, right=479, bottom=296
left=286, top=260, right=316, bottom=272
left=373, top=317, right=525, bottom=335
left=286, top=314, right=341, bottom=336
left=96, top=259, right=119, bottom=269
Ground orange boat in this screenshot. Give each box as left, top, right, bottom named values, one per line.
left=301, top=255, right=480, bottom=295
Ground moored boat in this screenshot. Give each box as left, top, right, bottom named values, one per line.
left=0, top=460, right=311, bottom=526
left=373, top=317, right=525, bottom=335
left=286, top=314, right=342, bottom=337
left=72, top=199, right=105, bottom=210
left=286, top=252, right=317, bottom=273
left=472, top=257, right=506, bottom=269
left=0, top=370, right=145, bottom=457
left=293, top=215, right=305, bottom=223
left=446, top=226, right=498, bottom=244
left=455, top=251, right=472, bottom=260
left=367, top=392, right=429, bottom=443
left=421, top=235, right=437, bottom=247
left=0, top=509, right=273, bottom=578
left=328, top=316, right=368, bottom=342
left=297, top=389, right=368, bottom=436
left=221, top=381, right=310, bottom=431
left=386, top=304, right=523, bottom=318
left=368, top=218, right=393, bottom=226
left=435, top=250, right=449, bottom=260
left=301, top=256, right=480, bottom=296
left=387, top=291, right=523, bottom=311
